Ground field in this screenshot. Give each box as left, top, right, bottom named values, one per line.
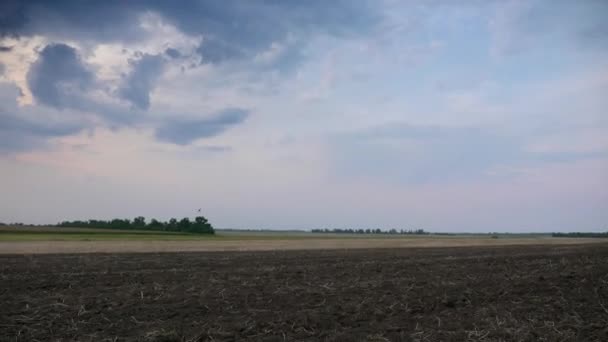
left=1, top=226, right=606, bottom=254
left=1, top=243, right=608, bottom=341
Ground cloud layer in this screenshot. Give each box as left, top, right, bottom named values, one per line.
left=0, top=0, right=382, bottom=151
left=0, top=0, right=607, bottom=231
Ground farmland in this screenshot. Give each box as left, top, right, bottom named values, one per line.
left=1, top=243, right=608, bottom=341
left=0, top=226, right=606, bottom=254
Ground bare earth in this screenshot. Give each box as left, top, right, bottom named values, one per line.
left=1, top=244, right=608, bottom=341
left=0, top=237, right=605, bottom=254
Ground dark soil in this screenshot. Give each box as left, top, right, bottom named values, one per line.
left=1, top=244, right=608, bottom=341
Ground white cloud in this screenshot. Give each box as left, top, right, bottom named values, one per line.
left=0, top=36, right=48, bottom=104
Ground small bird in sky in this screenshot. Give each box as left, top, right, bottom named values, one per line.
left=197, top=208, right=201, bottom=213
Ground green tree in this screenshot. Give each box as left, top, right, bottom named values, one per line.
left=148, top=218, right=164, bottom=230
left=110, top=218, right=131, bottom=229
left=133, top=216, right=146, bottom=229
left=167, top=218, right=178, bottom=231
left=178, top=217, right=192, bottom=232
left=194, top=216, right=208, bottom=225
left=192, top=216, right=214, bottom=234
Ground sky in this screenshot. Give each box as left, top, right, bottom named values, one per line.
left=0, top=0, right=607, bottom=232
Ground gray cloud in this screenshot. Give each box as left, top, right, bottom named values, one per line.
left=0, top=1, right=379, bottom=40
left=23, top=43, right=143, bottom=126
left=196, top=38, right=245, bottom=65
left=1, top=1, right=380, bottom=152
left=1, top=1, right=379, bottom=70
left=579, top=21, right=608, bottom=48
left=201, top=145, right=232, bottom=153
left=164, top=48, right=181, bottom=59
left=489, top=1, right=608, bottom=57
left=0, top=0, right=144, bottom=42
left=151, top=0, right=379, bottom=62
left=0, top=113, right=83, bottom=153
left=0, top=45, right=12, bottom=52
left=155, top=108, right=249, bottom=145
left=118, top=53, right=165, bottom=110
left=330, top=123, right=606, bottom=184
left=0, top=82, right=85, bottom=153
left=26, top=43, right=93, bottom=109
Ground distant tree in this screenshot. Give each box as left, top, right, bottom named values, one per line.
left=59, top=220, right=87, bottom=228
left=133, top=216, right=146, bottom=229
left=193, top=216, right=214, bottom=234
left=194, top=216, right=208, bottom=225
left=87, top=220, right=105, bottom=228
left=178, top=217, right=191, bottom=232
left=57, top=214, right=212, bottom=235
left=552, top=232, right=608, bottom=238
left=110, top=218, right=131, bottom=229
left=148, top=218, right=164, bottom=230
left=167, top=218, right=178, bottom=231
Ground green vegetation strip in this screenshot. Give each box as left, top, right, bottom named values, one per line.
left=0, top=229, right=551, bottom=242
left=0, top=233, right=216, bottom=241
left=3, top=226, right=604, bottom=242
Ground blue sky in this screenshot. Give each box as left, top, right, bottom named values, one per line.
left=0, top=0, right=607, bottom=232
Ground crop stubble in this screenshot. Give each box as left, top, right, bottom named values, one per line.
left=1, top=244, right=607, bottom=341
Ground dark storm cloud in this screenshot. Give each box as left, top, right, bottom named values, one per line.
left=154, top=0, right=378, bottom=42
left=118, top=54, right=165, bottom=110
left=0, top=45, right=12, bottom=52
left=26, top=43, right=93, bottom=109
left=155, top=108, right=249, bottom=145
left=186, top=0, right=377, bottom=65
left=0, top=1, right=379, bottom=58
left=0, top=0, right=144, bottom=42
left=1, top=1, right=379, bottom=151
left=6, top=0, right=381, bottom=108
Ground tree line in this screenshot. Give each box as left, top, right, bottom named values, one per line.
left=57, top=216, right=215, bottom=234
left=552, top=232, right=608, bottom=238
left=311, top=228, right=428, bottom=235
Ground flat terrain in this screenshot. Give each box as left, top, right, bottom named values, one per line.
left=1, top=244, right=607, bottom=341
left=0, top=226, right=210, bottom=242
left=1, top=226, right=606, bottom=254
left=0, top=236, right=606, bottom=254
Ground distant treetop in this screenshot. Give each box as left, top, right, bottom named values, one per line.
left=57, top=216, right=215, bottom=234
